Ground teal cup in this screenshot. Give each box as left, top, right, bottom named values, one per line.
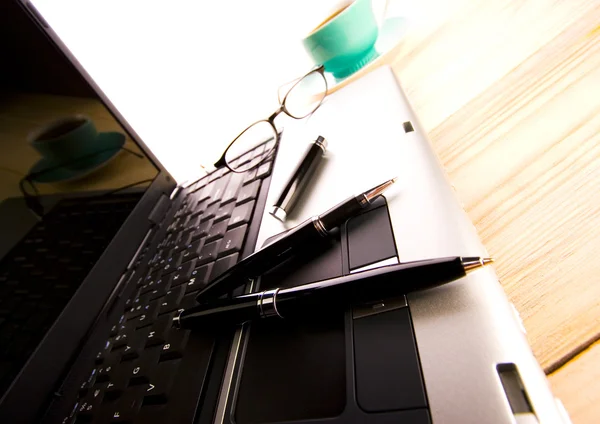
left=302, top=0, right=379, bottom=79
left=29, top=116, right=103, bottom=166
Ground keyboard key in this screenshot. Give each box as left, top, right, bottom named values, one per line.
left=179, top=239, right=203, bottom=263
left=214, top=202, right=235, bottom=223
left=255, top=161, right=271, bottom=179
left=104, top=372, right=128, bottom=400
left=243, top=168, right=258, bottom=185
left=126, top=299, right=150, bottom=321
left=106, top=386, right=145, bottom=423
left=169, top=260, right=196, bottom=287
left=129, top=347, right=161, bottom=386
left=77, top=387, right=103, bottom=421
left=208, top=168, right=225, bottom=183
left=120, top=329, right=148, bottom=361
left=200, top=203, right=219, bottom=222
left=144, top=359, right=179, bottom=405
left=166, top=217, right=180, bottom=234
left=184, top=215, right=201, bottom=232
left=210, top=253, right=239, bottom=281
left=163, top=233, right=177, bottom=250
left=147, top=286, right=167, bottom=302
left=134, top=302, right=159, bottom=329
left=236, top=180, right=260, bottom=205
left=190, top=199, right=207, bottom=218
left=109, top=323, right=119, bottom=337
left=140, top=275, right=168, bottom=295
left=172, top=217, right=185, bottom=233
left=199, top=182, right=218, bottom=205
left=130, top=295, right=145, bottom=310
left=160, top=260, right=176, bottom=276
left=196, top=182, right=214, bottom=203
left=197, top=240, right=221, bottom=266
left=93, top=339, right=113, bottom=366
left=145, top=315, right=172, bottom=347
left=96, top=363, right=115, bottom=383
left=192, top=219, right=213, bottom=241
left=78, top=368, right=98, bottom=396
left=141, top=271, right=160, bottom=288
left=218, top=225, right=247, bottom=258
left=207, top=173, right=231, bottom=205
left=165, top=251, right=182, bottom=270
left=160, top=330, right=189, bottom=361
left=112, top=330, right=133, bottom=349
left=206, top=220, right=228, bottom=243
left=158, top=286, right=185, bottom=315
left=172, top=231, right=193, bottom=253
left=129, top=364, right=150, bottom=386
left=190, top=177, right=207, bottom=192
left=228, top=201, right=254, bottom=229
left=185, top=264, right=213, bottom=294
left=221, top=173, right=245, bottom=205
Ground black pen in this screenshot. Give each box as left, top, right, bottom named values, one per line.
left=175, top=256, right=493, bottom=329
left=196, top=177, right=397, bottom=300
left=270, top=135, right=327, bottom=222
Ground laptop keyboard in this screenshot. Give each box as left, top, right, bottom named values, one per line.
left=0, top=195, right=141, bottom=399
left=62, top=141, right=276, bottom=423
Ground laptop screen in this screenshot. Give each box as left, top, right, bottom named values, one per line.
left=0, top=14, right=160, bottom=207
left=0, top=2, right=160, bottom=401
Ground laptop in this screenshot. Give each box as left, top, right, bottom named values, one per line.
left=1, top=1, right=569, bottom=423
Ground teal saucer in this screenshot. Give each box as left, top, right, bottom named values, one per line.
left=29, top=132, right=125, bottom=183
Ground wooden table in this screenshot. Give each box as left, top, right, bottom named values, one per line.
left=371, top=0, right=599, bottom=422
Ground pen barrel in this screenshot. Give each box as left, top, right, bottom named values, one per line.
left=177, top=295, right=260, bottom=329
left=196, top=217, right=327, bottom=300
left=318, top=196, right=364, bottom=231
left=271, top=137, right=326, bottom=220
left=180, top=257, right=468, bottom=328
left=274, top=257, right=466, bottom=318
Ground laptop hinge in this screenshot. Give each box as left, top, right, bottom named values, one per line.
left=147, top=194, right=170, bottom=224
left=169, top=185, right=182, bottom=200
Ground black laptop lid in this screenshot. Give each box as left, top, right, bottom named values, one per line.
left=0, top=1, right=174, bottom=421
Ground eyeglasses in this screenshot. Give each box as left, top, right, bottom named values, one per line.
left=214, top=65, right=328, bottom=173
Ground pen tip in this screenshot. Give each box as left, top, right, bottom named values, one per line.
left=461, top=256, right=494, bottom=273
left=362, top=177, right=398, bottom=203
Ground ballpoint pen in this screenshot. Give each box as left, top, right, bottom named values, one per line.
left=270, top=135, right=327, bottom=222
left=176, top=256, right=493, bottom=329
left=195, top=177, right=398, bottom=300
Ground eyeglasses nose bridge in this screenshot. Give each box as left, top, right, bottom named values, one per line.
left=267, top=106, right=284, bottom=123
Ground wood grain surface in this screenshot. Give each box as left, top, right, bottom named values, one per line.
left=383, top=0, right=600, bottom=422
left=549, top=340, right=600, bottom=424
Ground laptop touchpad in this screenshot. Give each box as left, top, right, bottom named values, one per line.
left=234, top=233, right=346, bottom=424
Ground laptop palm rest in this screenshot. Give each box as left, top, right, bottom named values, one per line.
left=232, top=198, right=430, bottom=424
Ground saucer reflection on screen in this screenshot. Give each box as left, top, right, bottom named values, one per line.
left=29, top=132, right=125, bottom=183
